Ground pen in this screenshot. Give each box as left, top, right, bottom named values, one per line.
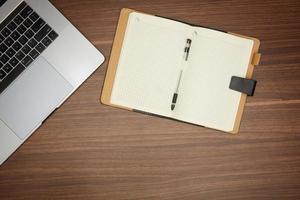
left=171, top=70, right=183, bottom=110
left=171, top=39, right=192, bottom=111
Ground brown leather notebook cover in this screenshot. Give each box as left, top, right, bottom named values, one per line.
left=101, top=8, right=261, bottom=133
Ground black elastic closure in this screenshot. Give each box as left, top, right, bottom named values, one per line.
left=229, top=76, right=257, bottom=96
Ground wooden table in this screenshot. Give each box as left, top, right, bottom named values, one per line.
left=1, top=0, right=300, bottom=199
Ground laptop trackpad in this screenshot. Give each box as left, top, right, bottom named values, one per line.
left=0, top=57, right=73, bottom=139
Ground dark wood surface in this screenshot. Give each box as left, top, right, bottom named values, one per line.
left=1, top=0, right=300, bottom=199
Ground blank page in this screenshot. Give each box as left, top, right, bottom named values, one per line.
left=111, top=12, right=190, bottom=116
left=174, top=28, right=254, bottom=132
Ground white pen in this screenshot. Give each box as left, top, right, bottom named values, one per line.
left=171, top=39, right=192, bottom=110
left=171, top=70, right=183, bottom=110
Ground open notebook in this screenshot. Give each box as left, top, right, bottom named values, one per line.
left=101, top=9, right=261, bottom=133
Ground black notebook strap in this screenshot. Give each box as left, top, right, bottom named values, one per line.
left=229, top=76, right=257, bottom=96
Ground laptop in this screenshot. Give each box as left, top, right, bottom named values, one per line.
left=0, top=0, right=105, bottom=165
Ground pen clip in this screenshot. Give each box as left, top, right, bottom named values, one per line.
left=184, top=39, right=192, bottom=61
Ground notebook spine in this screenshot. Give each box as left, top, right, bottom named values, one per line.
left=156, top=15, right=227, bottom=33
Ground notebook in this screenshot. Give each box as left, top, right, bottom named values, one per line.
left=101, top=8, right=261, bottom=133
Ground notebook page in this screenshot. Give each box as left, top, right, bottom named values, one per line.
left=173, top=28, right=254, bottom=132
left=111, top=12, right=190, bottom=117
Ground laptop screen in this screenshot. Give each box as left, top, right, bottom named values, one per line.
left=0, top=0, right=7, bottom=7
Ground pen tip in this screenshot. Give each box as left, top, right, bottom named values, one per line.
left=171, top=105, right=175, bottom=110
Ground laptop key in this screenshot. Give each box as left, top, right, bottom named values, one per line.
left=9, top=57, right=19, bottom=67
left=35, top=43, right=45, bottom=53
left=6, top=48, right=16, bottom=57
left=0, top=69, right=6, bottom=80
left=28, top=38, right=38, bottom=48
left=3, top=64, right=13, bottom=73
left=16, top=51, right=25, bottom=61
left=0, top=43, right=8, bottom=53
left=31, top=18, right=45, bottom=32
left=11, top=30, right=21, bottom=40
left=48, top=30, right=58, bottom=41
left=21, top=45, right=31, bottom=55
left=29, top=49, right=39, bottom=59
left=42, top=36, right=52, bottom=47
left=18, top=35, right=28, bottom=45
left=0, top=54, right=9, bottom=64
left=4, top=37, right=14, bottom=47
left=0, top=63, right=25, bottom=94
left=1, top=27, right=11, bottom=37
left=12, top=41, right=22, bottom=51
left=23, top=18, right=33, bottom=28
left=21, top=56, right=33, bottom=67
left=25, top=29, right=34, bottom=39
left=17, top=24, right=26, bottom=34
left=0, top=35, right=4, bottom=43
left=20, top=6, right=33, bottom=19
left=7, top=21, right=17, bottom=31
left=29, top=12, right=39, bottom=22
left=13, top=15, right=24, bottom=25
left=35, top=24, right=51, bottom=41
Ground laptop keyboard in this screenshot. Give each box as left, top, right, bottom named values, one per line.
left=0, top=1, right=58, bottom=94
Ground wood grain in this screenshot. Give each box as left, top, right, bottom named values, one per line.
left=1, top=0, right=300, bottom=199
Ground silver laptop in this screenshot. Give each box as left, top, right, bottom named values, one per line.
left=0, top=0, right=105, bottom=165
